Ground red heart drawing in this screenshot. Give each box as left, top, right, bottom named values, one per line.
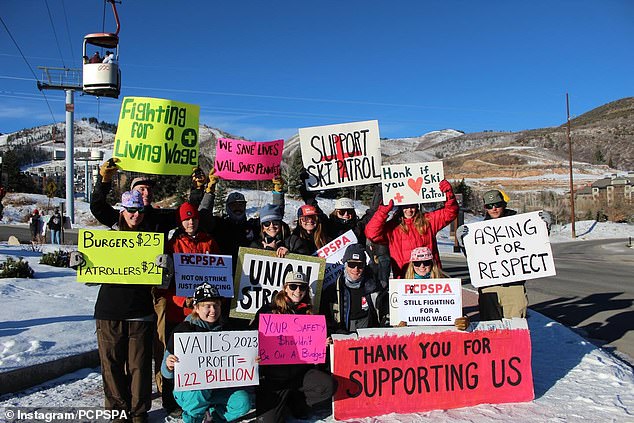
left=408, top=177, right=423, bottom=195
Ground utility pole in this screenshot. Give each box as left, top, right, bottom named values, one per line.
left=37, top=67, right=82, bottom=224
left=566, top=93, right=576, bottom=238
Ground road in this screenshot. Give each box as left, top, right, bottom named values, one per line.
left=442, top=238, right=634, bottom=362
left=0, top=224, right=79, bottom=244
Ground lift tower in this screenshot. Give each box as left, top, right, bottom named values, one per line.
left=37, top=68, right=82, bottom=224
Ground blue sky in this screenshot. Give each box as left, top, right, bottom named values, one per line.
left=1, top=0, right=633, bottom=140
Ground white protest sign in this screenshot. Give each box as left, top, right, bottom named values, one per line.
left=173, top=330, right=259, bottom=391
left=316, top=230, right=357, bottom=289
left=381, top=161, right=445, bottom=205
left=389, top=278, right=462, bottom=326
left=231, top=248, right=325, bottom=320
left=299, top=120, right=382, bottom=191
left=173, top=253, right=233, bottom=297
left=463, top=211, right=556, bottom=288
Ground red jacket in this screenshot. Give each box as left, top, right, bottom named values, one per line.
left=365, top=183, right=458, bottom=278
left=161, top=230, right=220, bottom=322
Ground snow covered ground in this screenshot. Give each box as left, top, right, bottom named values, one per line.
left=0, top=192, right=633, bottom=421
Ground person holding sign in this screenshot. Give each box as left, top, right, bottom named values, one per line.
left=195, top=168, right=272, bottom=264
left=285, top=204, right=331, bottom=255
left=156, top=201, right=221, bottom=416
left=90, top=190, right=157, bottom=423
left=251, top=271, right=335, bottom=423
left=399, top=247, right=469, bottom=330
left=92, top=158, right=177, bottom=235
left=365, top=179, right=458, bottom=278
left=162, top=283, right=251, bottom=423
left=321, top=243, right=385, bottom=334
left=250, top=204, right=291, bottom=257
left=456, top=190, right=527, bottom=320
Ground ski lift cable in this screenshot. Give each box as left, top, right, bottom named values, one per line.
left=0, top=15, right=59, bottom=127
left=44, top=0, right=66, bottom=68
left=60, top=0, right=75, bottom=63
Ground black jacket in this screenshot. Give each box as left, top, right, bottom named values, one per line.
left=320, top=269, right=381, bottom=334
left=90, top=175, right=160, bottom=320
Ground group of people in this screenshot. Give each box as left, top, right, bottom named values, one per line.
left=84, top=50, right=116, bottom=64
left=87, top=157, right=536, bottom=423
left=27, top=208, right=63, bottom=244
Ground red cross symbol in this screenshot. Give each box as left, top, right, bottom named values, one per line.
left=323, top=135, right=361, bottom=180
left=393, top=192, right=404, bottom=203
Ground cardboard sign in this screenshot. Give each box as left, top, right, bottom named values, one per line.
left=173, top=253, right=233, bottom=297
left=114, top=97, right=200, bottom=175
left=331, top=325, right=534, bottom=420
left=214, top=138, right=283, bottom=180
left=315, top=230, right=357, bottom=289
left=381, top=161, right=445, bottom=205
left=299, top=120, right=382, bottom=191
left=258, top=314, right=327, bottom=365
left=76, top=229, right=163, bottom=285
left=230, top=248, right=326, bottom=320
left=463, top=211, right=556, bottom=287
left=173, top=330, right=259, bottom=391
left=389, top=278, right=462, bottom=326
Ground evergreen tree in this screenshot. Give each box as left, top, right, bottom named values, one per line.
left=286, top=149, right=305, bottom=197
left=594, top=147, right=605, bottom=164
left=214, top=181, right=228, bottom=216
left=451, top=179, right=473, bottom=209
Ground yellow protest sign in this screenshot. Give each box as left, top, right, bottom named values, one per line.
left=113, top=96, right=200, bottom=175
left=77, top=229, right=164, bottom=285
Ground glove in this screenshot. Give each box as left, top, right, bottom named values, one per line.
left=191, top=167, right=207, bottom=189
left=206, top=168, right=219, bottom=193
left=377, top=199, right=394, bottom=214
left=439, top=179, right=454, bottom=198
left=155, top=254, right=174, bottom=289
left=99, top=158, right=119, bottom=183
left=456, top=225, right=469, bottom=248
left=539, top=211, right=553, bottom=233
left=69, top=251, right=86, bottom=269
left=272, top=176, right=285, bottom=193
left=454, top=316, right=470, bottom=331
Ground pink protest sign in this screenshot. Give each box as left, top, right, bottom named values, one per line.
left=214, top=138, right=283, bottom=180
left=258, top=314, right=327, bottom=365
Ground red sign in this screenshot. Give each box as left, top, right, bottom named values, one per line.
left=332, top=328, right=534, bottom=420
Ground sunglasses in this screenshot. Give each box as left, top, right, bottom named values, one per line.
left=485, top=201, right=506, bottom=210
left=124, top=207, right=145, bottom=214
left=347, top=262, right=365, bottom=269
left=337, top=209, right=354, bottom=216
left=287, top=283, right=307, bottom=292
left=262, top=220, right=281, bottom=228
left=413, top=260, right=433, bottom=267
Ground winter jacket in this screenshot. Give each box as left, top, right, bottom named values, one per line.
left=365, top=185, right=458, bottom=278
left=197, top=190, right=263, bottom=263
left=47, top=213, right=62, bottom=231
left=90, top=174, right=177, bottom=237
left=90, top=180, right=158, bottom=321
left=320, top=269, right=381, bottom=334
left=160, top=230, right=220, bottom=322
